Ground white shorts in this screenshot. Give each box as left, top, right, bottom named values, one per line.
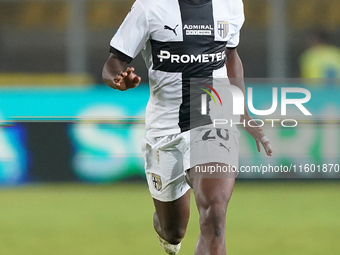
left=142, top=127, right=240, bottom=202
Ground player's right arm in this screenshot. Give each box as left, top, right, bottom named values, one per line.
left=102, top=54, right=141, bottom=91
left=103, top=0, right=149, bottom=91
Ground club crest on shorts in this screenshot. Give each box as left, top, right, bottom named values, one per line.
left=151, top=173, right=162, bottom=191
left=217, top=21, right=229, bottom=38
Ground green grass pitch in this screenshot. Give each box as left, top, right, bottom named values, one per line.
left=1, top=181, right=339, bottom=255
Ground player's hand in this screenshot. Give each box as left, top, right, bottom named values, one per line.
left=243, top=116, right=273, bottom=156
left=112, top=67, right=141, bottom=91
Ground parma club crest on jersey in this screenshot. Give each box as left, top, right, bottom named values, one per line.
left=217, top=21, right=229, bottom=38
left=152, top=173, right=162, bottom=191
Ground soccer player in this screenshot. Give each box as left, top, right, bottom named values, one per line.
left=102, top=0, right=273, bottom=254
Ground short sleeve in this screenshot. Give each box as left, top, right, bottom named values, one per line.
left=110, top=0, right=149, bottom=63
left=226, top=31, right=241, bottom=49
left=226, top=2, right=245, bottom=49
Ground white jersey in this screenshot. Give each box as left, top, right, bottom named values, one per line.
left=110, top=0, right=245, bottom=137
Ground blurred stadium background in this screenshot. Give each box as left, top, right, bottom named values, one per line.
left=0, top=0, right=340, bottom=254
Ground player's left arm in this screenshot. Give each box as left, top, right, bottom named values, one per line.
left=103, top=0, right=148, bottom=91
left=226, top=48, right=273, bottom=156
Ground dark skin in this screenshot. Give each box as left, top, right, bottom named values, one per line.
left=102, top=53, right=141, bottom=91
left=102, top=48, right=273, bottom=254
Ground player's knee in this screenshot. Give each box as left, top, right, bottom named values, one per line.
left=199, top=201, right=229, bottom=237
left=163, top=226, right=186, bottom=244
